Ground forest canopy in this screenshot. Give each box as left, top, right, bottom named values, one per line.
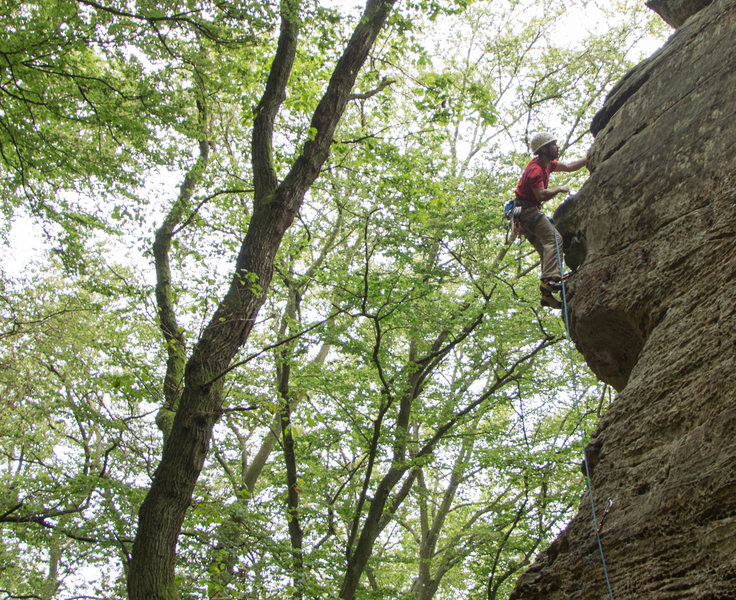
left=0, top=1, right=665, bottom=598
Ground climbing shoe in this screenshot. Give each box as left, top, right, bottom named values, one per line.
left=540, top=292, right=562, bottom=309
left=540, top=279, right=563, bottom=294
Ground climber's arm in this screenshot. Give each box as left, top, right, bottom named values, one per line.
left=556, top=158, right=588, bottom=173
left=532, top=185, right=570, bottom=203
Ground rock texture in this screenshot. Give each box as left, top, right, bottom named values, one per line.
left=510, top=0, right=736, bottom=598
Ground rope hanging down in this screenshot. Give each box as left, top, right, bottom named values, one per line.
left=553, top=225, right=615, bottom=600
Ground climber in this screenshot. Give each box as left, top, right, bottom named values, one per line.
left=514, top=132, right=587, bottom=308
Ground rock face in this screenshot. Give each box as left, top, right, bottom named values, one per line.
left=510, top=0, right=736, bottom=598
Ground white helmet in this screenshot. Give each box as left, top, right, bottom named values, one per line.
left=530, top=132, right=556, bottom=154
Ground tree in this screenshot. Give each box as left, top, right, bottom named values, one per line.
left=129, top=1, right=409, bottom=598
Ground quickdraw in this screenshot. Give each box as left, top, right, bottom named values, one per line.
left=594, top=498, right=614, bottom=537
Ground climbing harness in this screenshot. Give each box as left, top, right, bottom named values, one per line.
left=505, top=200, right=551, bottom=246
left=553, top=228, right=616, bottom=600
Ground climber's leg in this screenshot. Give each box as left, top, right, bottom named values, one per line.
left=532, top=214, right=564, bottom=283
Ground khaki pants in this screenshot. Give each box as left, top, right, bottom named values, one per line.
left=518, top=207, right=564, bottom=281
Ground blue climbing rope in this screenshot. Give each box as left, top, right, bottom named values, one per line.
left=552, top=224, right=615, bottom=600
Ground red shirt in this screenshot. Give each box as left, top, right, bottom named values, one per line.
left=515, top=158, right=558, bottom=208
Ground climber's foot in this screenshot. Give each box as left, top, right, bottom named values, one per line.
left=540, top=279, right=563, bottom=294
left=540, top=293, right=562, bottom=309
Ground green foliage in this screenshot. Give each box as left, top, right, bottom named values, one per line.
left=0, top=257, right=161, bottom=598
left=0, top=1, right=150, bottom=210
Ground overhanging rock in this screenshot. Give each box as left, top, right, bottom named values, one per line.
left=646, top=0, right=714, bottom=27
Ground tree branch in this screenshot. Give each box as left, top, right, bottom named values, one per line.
left=152, top=98, right=212, bottom=437
left=252, top=0, right=301, bottom=204
left=349, top=77, right=395, bottom=100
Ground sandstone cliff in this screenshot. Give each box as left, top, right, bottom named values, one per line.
left=510, top=0, right=736, bottom=598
